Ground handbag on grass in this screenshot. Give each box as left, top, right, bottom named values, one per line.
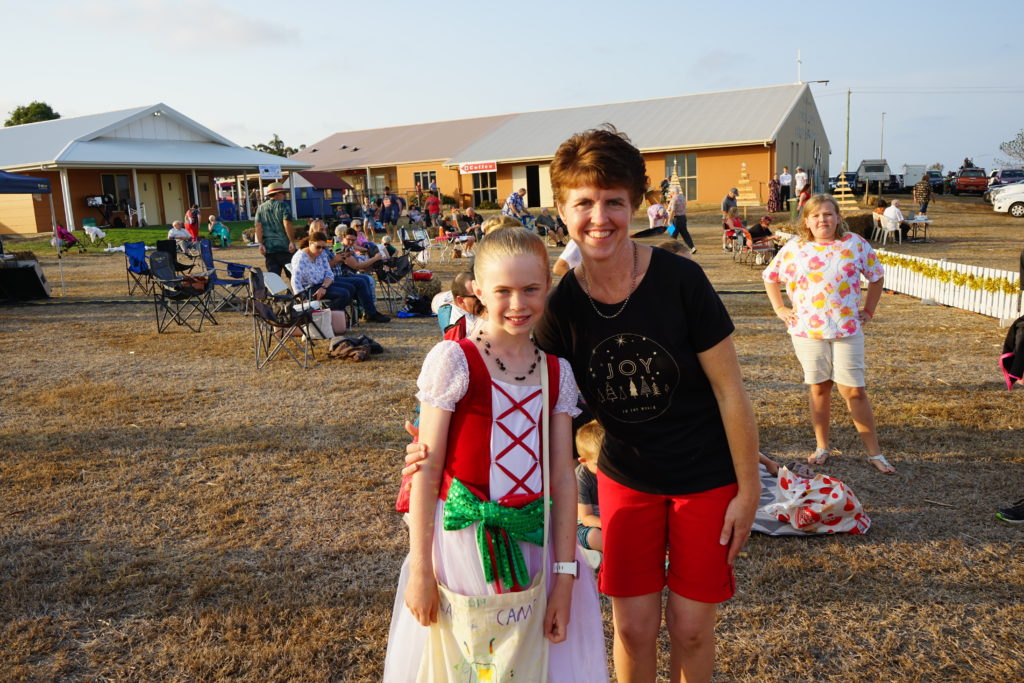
left=416, top=352, right=552, bottom=683
left=762, top=466, right=871, bottom=535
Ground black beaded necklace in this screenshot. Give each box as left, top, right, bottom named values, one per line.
left=474, top=329, right=541, bottom=381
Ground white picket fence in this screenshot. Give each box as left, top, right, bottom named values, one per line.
left=875, top=250, right=1023, bottom=320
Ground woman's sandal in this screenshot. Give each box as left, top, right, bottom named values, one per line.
left=868, top=454, right=897, bottom=474
left=808, top=447, right=831, bottom=466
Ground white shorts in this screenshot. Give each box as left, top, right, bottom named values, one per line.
left=790, top=332, right=866, bottom=387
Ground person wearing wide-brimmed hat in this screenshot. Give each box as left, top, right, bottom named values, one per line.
left=254, top=182, right=296, bottom=276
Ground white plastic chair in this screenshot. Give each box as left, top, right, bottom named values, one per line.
left=870, top=212, right=883, bottom=241
left=880, top=214, right=902, bottom=245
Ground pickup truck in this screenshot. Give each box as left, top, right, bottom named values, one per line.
left=951, top=168, right=989, bottom=195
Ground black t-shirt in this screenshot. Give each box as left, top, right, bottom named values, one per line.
left=534, top=247, right=736, bottom=495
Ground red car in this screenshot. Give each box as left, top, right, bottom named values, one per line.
left=951, top=168, right=989, bottom=195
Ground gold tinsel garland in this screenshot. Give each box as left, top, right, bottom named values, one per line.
left=877, top=253, right=1020, bottom=295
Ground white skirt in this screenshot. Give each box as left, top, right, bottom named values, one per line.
left=382, top=500, right=608, bottom=682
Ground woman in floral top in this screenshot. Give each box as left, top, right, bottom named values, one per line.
left=762, top=194, right=896, bottom=474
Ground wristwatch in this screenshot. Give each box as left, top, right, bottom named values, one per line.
left=552, top=561, right=579, bottom=578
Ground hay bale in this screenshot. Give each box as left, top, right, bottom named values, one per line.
left=843, top=212, right=873, bottom=238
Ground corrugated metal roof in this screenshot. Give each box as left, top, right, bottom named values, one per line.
left=0, top=103, right=309, bottom=171
left=447, top=84, right=806, bottom=165
left=291, top=114, right=515, bottom=171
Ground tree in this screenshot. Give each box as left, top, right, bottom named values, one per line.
left=997, top=130, right=1024, bottom=168
left=5, top=101, right=60, bottom=127
left=928, top=162, right=944, bottom=173
left=248, top=133, right=305, bottom=157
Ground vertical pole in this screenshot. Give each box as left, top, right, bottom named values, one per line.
left=191, top=169, right=199, bottom=210
left=844, top=89, right=851, bottom=173
left=59, top=168, right=74, bottom=230
left=244, top=174, right=251, bottom=219
left=288, top=172, right=297, bottom=218
left=880, top=112, right=885, bottom=159
left=131, top=168, right=141, bottom=226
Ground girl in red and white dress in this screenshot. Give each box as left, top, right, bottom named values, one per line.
left=383, top=228, right=607, bottom=682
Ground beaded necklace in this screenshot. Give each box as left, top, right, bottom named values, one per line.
left=474, top=328, right=541, bottom=381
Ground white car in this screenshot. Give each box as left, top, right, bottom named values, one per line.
left=992, top=183, right=1024, bottom=217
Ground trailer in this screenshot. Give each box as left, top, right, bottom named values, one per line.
left=902, top=164, right=927, bottom=190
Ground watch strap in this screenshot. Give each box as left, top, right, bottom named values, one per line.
left=552, top=561, right=578, bottom=578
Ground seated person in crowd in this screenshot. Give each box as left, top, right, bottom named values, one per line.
left=448, top=208, right=477, bottom=256
left=288, top=231, right=352, bottom=334
left=330, top=227, right=391, bottom=323
left=882, top=199, right=912, bottom=240
left=207, top=215, right=231, bottom=248
left=575, top=420, right=604, bottom=554
left=553, top=238, right=582, bottom=277
left=380, top=235, right=397, bottom=259
left=431, top=269, right=482, bottom=340
left=167, top=220, right=192, bottom=244
left=241, top=227, right=258, bottom=245
left=655, top=240, right=693, bottom=260
left=409, top=206, right=423, bottom=226
left=746, top=214, right=785, bottom=248
left=464, top=206, right=485, bottom=241
left=533, top=207, right=557, bottom=244
left=538, top=207, right=567, bottom=247
left=722, top=206, right=745, bottom=250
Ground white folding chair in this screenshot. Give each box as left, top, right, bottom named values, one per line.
left=870, top=212, right=883, bottom=241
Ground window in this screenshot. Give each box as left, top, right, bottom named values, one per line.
left=100, top=173, right=132, bottom=209
left=299, top=189, right=309, bottom=199
left=664, top=154, right=698, bottom=201
left=323, top=189, right=333, bottom=200
left=472, top=172, right=497, bottom=205
left=413, top=171, right=436, bottom=190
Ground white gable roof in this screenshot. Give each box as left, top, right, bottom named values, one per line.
left=0, top=103, right=310, bottom=172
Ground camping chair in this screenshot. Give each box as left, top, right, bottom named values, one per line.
left=375, top=253, right=414, bottom=314
left=247, top=267, right=316, bottom=369
left=81, top=218, right=111, bottom=248
left=148, top=250, right=217, bottom=333
left=124, top=241, right=154, bottom=295
left=54, top=224, right=85, bottom=254
left=197, top=238, right=250, bottom=313
left=155, top=239, right=195, bottom=275
left=735, top=228, right=776, bottom=267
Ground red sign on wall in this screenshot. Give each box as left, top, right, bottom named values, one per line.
left=459, top=161, right=497, bottom=175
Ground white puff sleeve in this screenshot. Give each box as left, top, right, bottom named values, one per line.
left=554, top=357, right=582, bottom=418
left=415, top=341, right=469, bottom=411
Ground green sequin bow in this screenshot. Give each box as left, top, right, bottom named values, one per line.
left=442, top=478, right=545, bottom=591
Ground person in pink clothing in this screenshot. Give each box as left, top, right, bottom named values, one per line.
left=762, top=194, right=896, bottom=474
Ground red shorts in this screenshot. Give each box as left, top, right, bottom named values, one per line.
left=596, top=471, right=737, bottom=603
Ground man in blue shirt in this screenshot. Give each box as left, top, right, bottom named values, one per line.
left=501, top=187, right=531, bottom=225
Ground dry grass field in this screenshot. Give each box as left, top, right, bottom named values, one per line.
left=1, top=197, right=1022, bottom=681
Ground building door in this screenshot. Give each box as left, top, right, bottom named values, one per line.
left=525, top=166, right=541, bottom=208
left=137, top=173, right=162, bottom=225
left=160, top=174, right=184, bottom=225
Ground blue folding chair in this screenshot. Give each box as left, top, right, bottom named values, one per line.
left=124, top=241, right=153, bottom=295
left=197, top=239, right=249, bottom=313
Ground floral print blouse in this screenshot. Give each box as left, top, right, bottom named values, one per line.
left=762, top=233, right=884, bottom=339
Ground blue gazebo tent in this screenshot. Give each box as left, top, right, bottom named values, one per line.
left=0, top=170, right=61, bottom=295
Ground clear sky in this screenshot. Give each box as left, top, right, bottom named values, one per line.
left=5, top=0, right=1023, bottom=175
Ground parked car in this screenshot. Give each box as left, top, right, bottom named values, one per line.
left=926, top=170, right=944, bottom=193
left=951, top=168, right=989, bottom=195
left=985, top=179, right=1024, bottom=204
left=992, top=183, right=1024, bottom=217
left=989, top=169, right=1024, bottom=188
left=828, top=171, right=859, bottom=192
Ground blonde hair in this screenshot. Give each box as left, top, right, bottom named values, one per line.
left=575, top=420, right=604, bottom=463
left=473, top=227, right=549, bottom=292
left=481, top=214, right=523, bottom=235
left=797, top=194, right=849, bottom=242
